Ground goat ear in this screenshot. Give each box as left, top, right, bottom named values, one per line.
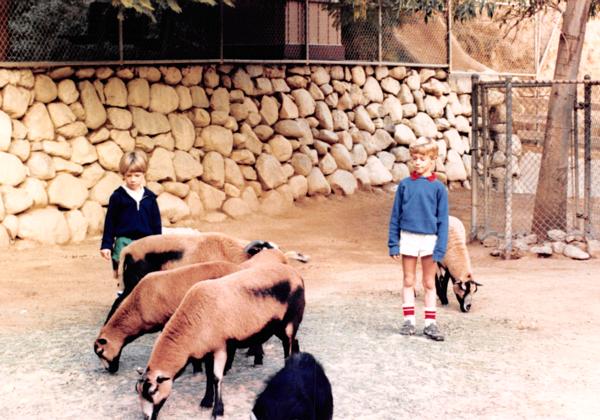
left=157, top=376, right=171, bottom=383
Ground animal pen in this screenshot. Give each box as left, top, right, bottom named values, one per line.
left=470, top=76, right=600, bottom=255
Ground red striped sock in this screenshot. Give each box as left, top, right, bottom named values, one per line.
left=402, top=305, right=415, bottom=324
left=424, top=307, right=436, bottom=327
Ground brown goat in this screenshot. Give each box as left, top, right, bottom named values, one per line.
left=104, top=233, right=279, bottom=322
left=136, top=250, right=305, bottom=420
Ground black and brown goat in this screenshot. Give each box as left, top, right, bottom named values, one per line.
left=104, top=233, right=278, bottom=321
left=136, top=250, right=305, bottom=419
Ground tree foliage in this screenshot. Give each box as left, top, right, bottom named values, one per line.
left=111, top=0, right=233, bottom=17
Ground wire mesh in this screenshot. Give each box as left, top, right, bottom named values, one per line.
left=475, top=80, right=600, bottom=252
left=451, top=5, right=540, bottom=75
left=0, top=0, right=452, bottom=66
left=383, top=10, right=447, bottom=64
left=1, top=0, right=119, bottom=62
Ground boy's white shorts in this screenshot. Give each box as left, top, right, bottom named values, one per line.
left=399, top=230, right=437, bottom=257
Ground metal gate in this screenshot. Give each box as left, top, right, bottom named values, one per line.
left=470, top=76, right=600, bottom=255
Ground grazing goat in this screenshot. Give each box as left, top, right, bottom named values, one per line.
left=136, top=250, right=305, bottom=419
left=251, top=352, right=333, bottom=420
left=104, top=233, right=277, bottom=321
left=95, top=247, right=305, bottom=373
left=435, top=216, right=482, bottom=312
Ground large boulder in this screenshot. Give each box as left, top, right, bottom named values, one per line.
left=79, top=80, right=107, bottom=129
left=0, top=152, right=27, bottom=186
left=17, top=207, right=70, bottom=244
left=256, top=154, right=286, bottom=190
left=157, top=192, right=190, bottom=223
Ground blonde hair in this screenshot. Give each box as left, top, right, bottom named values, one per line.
left=119, top=150, right=148, bottom=175
left=409, top=137, right=439, bottom=159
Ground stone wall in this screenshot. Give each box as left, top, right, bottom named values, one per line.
left=0, top=64, right=473, bottom=248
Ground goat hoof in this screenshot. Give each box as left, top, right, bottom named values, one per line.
left=200, top=397, right=213, bottom=408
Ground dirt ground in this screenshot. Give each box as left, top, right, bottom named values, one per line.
left=1, top=189, right=599, bottom=420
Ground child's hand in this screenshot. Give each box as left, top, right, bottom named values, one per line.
left=390, top=254, right=402, bottom=261
left=100, top=249, right=112, bottom=260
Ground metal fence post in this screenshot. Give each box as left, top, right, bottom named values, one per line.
left=305, top=0, right=309, bottom=64
left=117, top=7, right=124, bottom=62
left=481, top=85, right=489, bottom=236
left=378, top=0, right=382, bottom=63
left=470, top=74, right=480, bottom=241
left=573, top=99, right=581, bottom=231
left=504, top=77, right=513, bottom=258
left=583, top=75, right=592, bottom=239
left=219, top=0, right=224, bottom=63
left=446, top=0, right=452, bottom=71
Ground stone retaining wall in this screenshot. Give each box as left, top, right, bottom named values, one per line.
left=0, top=64, right=473, bottom=248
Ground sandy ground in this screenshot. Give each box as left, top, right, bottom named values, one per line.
left=1, top=190, right=600, bottom=420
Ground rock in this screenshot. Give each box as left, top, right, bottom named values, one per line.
left=168, top=113, right=195, bottom=151
left=586, top=239, right=600, bottom=258
left=81, top=200, right=105, bottom=234
left=34, top=75, right=58, bottom=103
left=1, top=186, right=33, bottom=215
left=128, top=78, right=151, bottom=108
left=409, top=112, right=438, bottom=138
left=362, top=77, right=384, bottom=103
left=104, top=77, right=128, bottom=107
left=79, top=81, right=107, bottom=129
left=256, top=154, right=286, bottom=190
left=47, top=173, right=89, bottom=210
left=482, top=236, right=499, bottom=248
left=327, top=170, right=357, bottom=195
left=199, top=125, right=233, bottom=156
left=351, top=66, right=366, bottom=86
left=563, top=244, right=590, bottom=260
left=314, top=101, right=334, bottom=130
left=391, top=163, right=410, bottom=182
left=0, top=151, right=27, bottom=186
left=17, top=207, right=70, bottom=244
left=150, top=83, right=179, bottom=114
left=2, top=85, right=30, bottom=118
left=157, top=192, right=190, bottom=223
left=222, top=197, right=251, bottom=219
left=189, top=180, right=225, bottom=212
left=131, top=107, right=171, bottom=135
left=63, top=210, right=88, bottom=243
left=96, top=141, right=123, bottom=172
left=307, top=167, right=331, bottom=196
left=24, top=103, right=55, bottom=142
left=530, top=244, right=553, bottom=257
left=547, top=229, right=567, bottom=242
left=201, top=151, right=225, bottom=188
left=354, top=106, right=375, bottom=133
left=365, top=156, right=393, bottom=185
left=173, top=150, right=203, bottom=182
left=42, top=140, right=71, bottom=159
left=551, top=241, right=566, bottom=254
left=107, top=108, right=132, bottom=130
left=27, top=152, right=55, bottom=180
left=318, top=153, right=337, bottom=175
left=292, top=89, right=315, bottom=117
left=147, top=147, right=175, bottom=182
left=21, top=177, right=48, bottom=208
left=57, top=79, right=79, bottom=104
left=256, top=98, right=277, bottom=127
left=445, top=149, right=467, bottom=181
left=70, top=136, right=98, bottom=165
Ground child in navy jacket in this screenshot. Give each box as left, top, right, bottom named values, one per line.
left=388, top=137, right=449, bottom=341
left=100, top=150, right=162, bottom=277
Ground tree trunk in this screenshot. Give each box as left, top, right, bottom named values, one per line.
left=532, top=0, right=591, bottom=239
left=0, top=0, right=9, bottom=61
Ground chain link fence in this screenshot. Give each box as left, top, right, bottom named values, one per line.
left=0, top=0, right=449, bottom=67
left=472, top=78, right=600, bottom=256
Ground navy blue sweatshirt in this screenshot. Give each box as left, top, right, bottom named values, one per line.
left=388, top=174, right=449, bottom=261
left=100, top=186, right=162, bottom=251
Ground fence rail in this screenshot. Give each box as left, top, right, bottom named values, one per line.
left=0, top=0, right=547, bottom=74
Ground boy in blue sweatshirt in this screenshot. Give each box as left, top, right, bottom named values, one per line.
left=388, top=137, right=449, bottom=341
left=100, top=150, right=162, bottom=277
